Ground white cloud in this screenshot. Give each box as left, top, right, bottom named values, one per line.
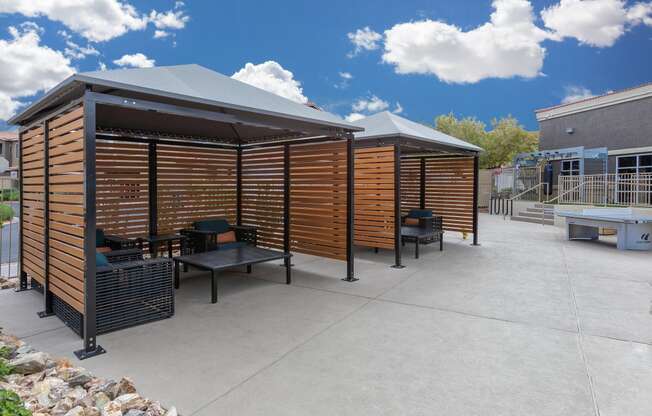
left=382, top=0, right=550, bottom=84
left=149, top=8, right=189, bottom=30
left=345, top=112, right=366, bottom=122
left=335, top=71, right=353, bottom=89
left=339, top=72, right=353, bottom=80
left=393, top=102, right=404, bottom=114
left=0, top=0, right=190, bottom=42
left=113, top=53, right=155, bottom=68
left=59, top=31, right=100, bottom=60
left=562, top=85, right=595, bottom=103
left=352, top=95, right=390, bottom=113
left=347, top=26, right=382, bottom=57
left=542, top=0, right=652, bottom=47
left=0, top=23, right=74, bottom=120
left=231, top=61, right=308, bottom=104
left=153, top=30, right=170, bottom=39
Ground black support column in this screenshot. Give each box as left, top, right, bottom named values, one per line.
left=16, top=129, right=28, bottom=292
left=283, top=144, right=291, bottom=269
left=148, top=142, right=157, bottom=236
left=472, top=154, right=480, bottom=246
left=38, top=120, right=54, bottom=317
left=236, top=147, right=242, bottom=226
left=343, top=136, right=357, bottom=282
left=75, top=92, right=105, bottom=360
left=392, top=144, right=404, bottom=269
left=420, top=157, right=426, bottom=209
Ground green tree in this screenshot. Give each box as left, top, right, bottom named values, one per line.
left=434, top=113, right=538, bottom=169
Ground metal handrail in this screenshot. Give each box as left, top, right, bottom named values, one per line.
left=509, top=182, right=549, bottom=203
left=545, top=181, right=585, bottom=204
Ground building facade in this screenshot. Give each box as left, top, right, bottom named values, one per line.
left=535, top=83, right=652, bottom=180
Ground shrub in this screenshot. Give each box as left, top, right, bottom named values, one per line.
left=0, top=347, right=11, bottom=360
left=0, top=205, right=13, bottom=223
left=0, top=389, right=31, bottom=416
left=0, top=360, right=12, bottom=378
left=0, top=189, right=18, bottom=202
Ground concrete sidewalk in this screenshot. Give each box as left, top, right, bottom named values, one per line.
left=1, top=213, right=650, bottom=415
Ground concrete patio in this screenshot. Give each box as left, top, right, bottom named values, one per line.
left=1, top=213, right=650, bottom=415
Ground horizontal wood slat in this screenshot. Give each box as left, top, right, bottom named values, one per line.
left=21, top=125, right=46, bottom=284
left=354, top=146, right=395, bottom=250
left=424, top=157, right=475, bottom=233
left=157, top=144, right=237, bottom=234
left=47, top=104, right=85, bottom=312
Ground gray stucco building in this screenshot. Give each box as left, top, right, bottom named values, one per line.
left=535, top=83, right=652, bottom=180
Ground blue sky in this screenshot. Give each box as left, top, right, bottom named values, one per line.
left=1, top=0, right=651, bottom=131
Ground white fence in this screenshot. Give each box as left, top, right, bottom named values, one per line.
left=557, top=173, right=652, bottom=207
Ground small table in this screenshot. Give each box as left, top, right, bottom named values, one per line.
left=173, top=246, right=292, bottom=303
left=401, top=226, right=443, bottom=259
left=136, top=234, right=187, bottom=258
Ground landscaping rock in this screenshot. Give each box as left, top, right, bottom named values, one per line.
left=102, top=400, right=123, bottom=416
left=115, top=393, right=148, bottom=412
left=116, top=377, right=136, bottom=396
left=64, top=406, right=86, bottom=416
left=9, top=351, right=48, bottom=374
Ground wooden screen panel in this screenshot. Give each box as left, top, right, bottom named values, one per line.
left=424, top=157, right=475, bottom=233
left=21, top=125, right=46, bottom=284
left=47, top=105, right=85, bottom=313
left=157, top=144, right=237, bottom=234
left=241, top=146, right=285, bottom=250
left=354, top=146, right=395, bottom=250
left=290, top=141, right=348, bottom=261
left=96, top=140, right=149, bottom=239
left=400, top=158, right=421, bottom=216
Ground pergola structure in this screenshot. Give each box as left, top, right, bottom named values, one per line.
left=351, top=112, right=482, bottom=267
left=10, top=64, right=362, bottom=358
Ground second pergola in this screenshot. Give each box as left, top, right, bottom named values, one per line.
left=351, top=112, right=483, bottom=267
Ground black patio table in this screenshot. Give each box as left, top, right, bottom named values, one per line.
left=401, top=226, right=443, bottom=259
left=136, top=233, right=187, bottom=259
left=173, top=246, right=292, bottom=303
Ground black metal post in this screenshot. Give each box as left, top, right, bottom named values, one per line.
left=16, top=128, right=28, bottom=292
left=148, top=142, right=157, bottom=236
left=420, top=157, right=426, bottom=209
left=472, top=155, right=480, bottom=246
left=236, top=147, right=242, bottom=226
left=392, top=144, right=404, bottom=269
left=343, top=136, right=358, bottom=282
left=38, top=120, right=54, bottom=317
left=75, top=93, right=105, bottom=359
left=283, top=144, right=291, bottom=270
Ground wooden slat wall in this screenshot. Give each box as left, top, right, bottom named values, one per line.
left=241, top=146, right=285, bottom=250
left=424, top=157, right=475, bottom=233
left=157, top=144, right=237, bottom=234
left=47, top=105, right=85, bottom=313
left=290, top=142, right=348, bottom=261
left=96, top=140, right=149, bottom=238
left=354, top=146, right=395, bottom=250
left=21, top=125, right=46, bottom=284
left=400, top=158, right=421, bottom=216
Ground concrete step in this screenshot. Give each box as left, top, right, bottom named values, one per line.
left=510, top=216, right=555, bottom=226
left=534, top=203, right=555, bottom=209
left=526, top=207, right=554, bottom=214
left=518, top=211, right=554, bottom=220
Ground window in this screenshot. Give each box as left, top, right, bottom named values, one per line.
left=560, top=159, right=580, bottom=176
left=617, top=154, right=652, bottom=175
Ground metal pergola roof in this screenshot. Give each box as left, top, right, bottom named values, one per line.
left=10, top=64, right=362, bottom=143
left=352, top=111, right=482, bottom=154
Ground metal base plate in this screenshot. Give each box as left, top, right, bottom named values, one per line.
left=391, top=264, right=406, bottom=269
left=341, top=277, right=359, bottom=282
left=74, top=345, right=106, bottom=360
left=37, top=311, right=55, bottom=318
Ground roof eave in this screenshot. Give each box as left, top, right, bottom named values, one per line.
left=8, top=75, right=80, bottom=125
left=355, top=133, right=482, bottom=153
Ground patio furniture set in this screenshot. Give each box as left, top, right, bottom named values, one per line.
left=11, top=64, right=480, bottom=359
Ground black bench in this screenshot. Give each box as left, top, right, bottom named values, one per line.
left=401, top=225, right=444, bottom=259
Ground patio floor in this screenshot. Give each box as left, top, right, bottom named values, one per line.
left=1, top=213, right=651, bottom=415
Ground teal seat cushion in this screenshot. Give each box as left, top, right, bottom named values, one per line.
left=408, top=209, right=433, bottom=218
left=96, top=228, right=106, bottom=247
left=195, top=219, right=230, bottom=233
left=218, top=241, right=246, bottom=250
left=96, top=252, right=109, bottom=267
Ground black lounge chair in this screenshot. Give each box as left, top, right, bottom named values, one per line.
left=181, top=218, right=257, bottom=254
left=401, top=209, right=444, bottom=258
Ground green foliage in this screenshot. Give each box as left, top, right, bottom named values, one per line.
left=0, top=390, right=31, bottom=416
left=0, top=189, right=18, bottom=202
left=0, top=360, right=12, bottom=378
left=434, top=113, right=539, bottom=169
left=0, top=205, right=13, bottom=223
left=0, top=347, right=11, bottom=360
